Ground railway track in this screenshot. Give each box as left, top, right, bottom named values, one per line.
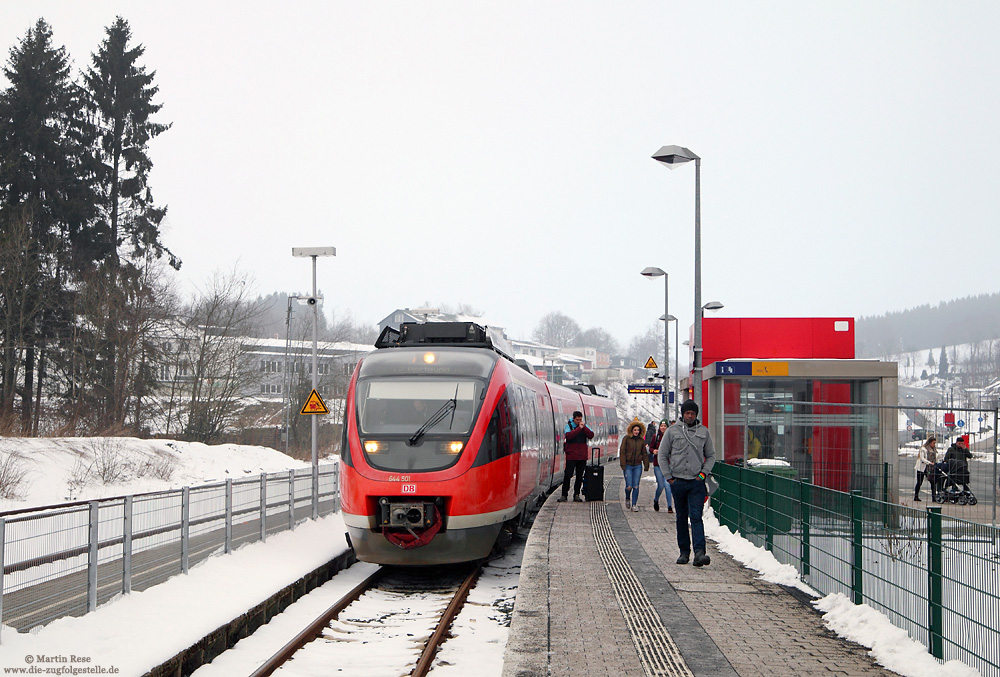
left=249, top=563, right=482, bottom=677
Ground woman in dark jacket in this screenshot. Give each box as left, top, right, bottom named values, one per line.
left=619, top=420, right=649, bottom=512
left=650, top=420, right=674, bottom=512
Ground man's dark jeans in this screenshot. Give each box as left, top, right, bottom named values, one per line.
left=562, top=459, right=587, bottom=497
left=670, top=478, right=708, bottom=554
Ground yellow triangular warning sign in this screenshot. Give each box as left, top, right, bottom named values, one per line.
left=299, top=389, right=330, bottom=415
left=644, top=356, right=658, bottom=369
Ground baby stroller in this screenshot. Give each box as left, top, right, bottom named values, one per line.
left=932, top=461, right=978, bottom=505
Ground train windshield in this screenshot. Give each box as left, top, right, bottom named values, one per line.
left=356, top=379, right=483, bottom=435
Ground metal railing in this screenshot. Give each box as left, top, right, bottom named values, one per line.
left=0, top=464, right=339, bottom=637
left=713, top=463, right=999, bottom=676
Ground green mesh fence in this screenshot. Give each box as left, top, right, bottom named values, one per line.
left=713, top=463, right=999, bottom=675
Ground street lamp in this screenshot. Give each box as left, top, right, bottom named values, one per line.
left=641, top=267, right=669, bottom=420
left=662, top=314, right=679, bottom=420
left=292, top=246, right=336, bottom=519
left=652, top=145, right=702, bottom=407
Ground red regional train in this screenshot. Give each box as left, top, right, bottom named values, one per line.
left=340, top=322, right=620, bottom=565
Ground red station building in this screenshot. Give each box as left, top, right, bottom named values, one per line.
left=691, top=318, right=897, bottom=493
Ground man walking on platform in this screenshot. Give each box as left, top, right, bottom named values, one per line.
left=660, top=400, right=716, bottom=567
left=557, top=410, right=594, bottom=502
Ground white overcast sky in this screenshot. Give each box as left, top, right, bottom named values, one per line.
left=2, top=2, right=999, bottom=347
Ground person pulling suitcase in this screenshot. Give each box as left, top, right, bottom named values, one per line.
left=556, top=411, right=594, bottom=502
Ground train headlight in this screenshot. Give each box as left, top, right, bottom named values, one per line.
left=364, top=440, right=383, bottom=453
left=423, top=352, right=436, bottom=364
left=445, top=441, right=463, bottom=454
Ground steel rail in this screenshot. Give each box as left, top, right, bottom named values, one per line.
left=247, top=563, right=481, bottom=677
left=410, top=564, right=482, bottom=677
left=248, top=567, right=384, bottom=677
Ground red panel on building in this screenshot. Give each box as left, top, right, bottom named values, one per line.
left=701, top=317, right=854, bottom=368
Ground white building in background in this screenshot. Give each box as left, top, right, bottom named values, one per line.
left=246, top=338, right=371, bottom=402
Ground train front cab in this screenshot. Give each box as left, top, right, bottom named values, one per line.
left=340, top=346, right=548, bottom=565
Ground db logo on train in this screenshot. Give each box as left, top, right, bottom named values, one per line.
left=401, top=484, right=417, bottom=494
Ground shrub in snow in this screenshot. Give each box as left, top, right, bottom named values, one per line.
left=0, top=451, right=29, bottom=499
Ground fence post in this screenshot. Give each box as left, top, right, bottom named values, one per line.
left=764, top=471, right=774, bottom=551
left=737, top=465, right=745, bottom=535
left=88, top=501, right=99, bottom=612
left=851, top=490, right=864, bottom=605
left=260, top=473, right=268, bottom=542
left=927, top=506, right=943, bottom=659
left=882, top=462, right=892, bottom=528
left=123, top=496, right=133, bottom=595
left=225, top=479, right=233, bottom=554
left=288, top=469, right=296, bottom=530
left=0, top=518, right=5, bottom=642
left=181, top=487, right=190, bottom=575
left=800, top=479, right=811, bottom=578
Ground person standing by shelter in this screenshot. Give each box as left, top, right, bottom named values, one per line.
left=556, top=411, right=594, bottom=503
left=661, top=400, right=716, bottom=567
left=619, top=420, right=649, bottom=512
left=649, top=420, right=674, bottom=513
left=914, top=435, right=937, bottom=501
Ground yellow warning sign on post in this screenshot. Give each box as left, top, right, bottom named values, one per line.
left=644, top=356, right=658, bottom=369
left=299, top=389, right=330, bottom=415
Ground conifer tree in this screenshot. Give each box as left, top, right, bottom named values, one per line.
left=938, top=346, right=949, bottom=377
left=83, top=16, right=178, bottom=273
left=81, top=17, right=178, bottom=429
left=0, top=19, right=99, bottom=431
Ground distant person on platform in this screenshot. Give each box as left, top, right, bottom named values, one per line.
left=944, top=434, right=973, bottom=494
left=649, top=420, right=674, bottom=513
left=556, top=410, right=594, bottom=503
left=644, top=421, right=658, bottom=447
left=913, top=435, right=938, bottom=501
left=661, top=400, right=716, bottom=567
left=619, top=420, right=649, bottom=512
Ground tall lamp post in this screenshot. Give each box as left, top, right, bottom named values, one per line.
left=652, top=145, right=702, bottom=406
left=641, top=267, right=669, bottom=420
left=663, top=314, right=679, bottom=420
left=292, top=246, right=336, bottom=519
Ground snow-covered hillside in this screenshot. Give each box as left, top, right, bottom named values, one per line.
left=0, top=437, right=314, bottom=512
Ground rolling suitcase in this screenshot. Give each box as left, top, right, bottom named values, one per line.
left=583, top=446, right=605, bottom=501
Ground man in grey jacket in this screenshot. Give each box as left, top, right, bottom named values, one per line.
left=659, top=399, right=716, bottom=567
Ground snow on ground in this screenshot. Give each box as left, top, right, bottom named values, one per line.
left=0, top=437, right=314, bottom=510
left=704, top=508, right=980, bottom=677
left=0, top=513, right=351, bottom=675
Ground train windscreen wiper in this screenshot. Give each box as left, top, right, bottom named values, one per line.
left=409, top=399, right=457, bottom=446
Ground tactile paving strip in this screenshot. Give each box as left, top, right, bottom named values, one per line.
left=591, top=487, right=695, bottom=677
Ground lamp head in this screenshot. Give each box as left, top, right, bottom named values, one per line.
left=652, top=145, right=700, bottom=168
left=640, top=266, right=665, bottom=278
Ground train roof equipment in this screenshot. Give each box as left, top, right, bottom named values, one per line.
left=374, top=322, right=515, bottom=361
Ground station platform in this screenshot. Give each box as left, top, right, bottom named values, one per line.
left=502, top=474, right=901, bottom=677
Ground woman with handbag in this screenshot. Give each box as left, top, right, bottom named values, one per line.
left=914, top=436, right=937, bottom=501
